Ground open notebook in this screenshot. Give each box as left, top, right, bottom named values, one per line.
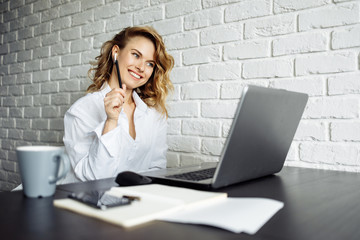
left=54, top=184, right=227, bottom=228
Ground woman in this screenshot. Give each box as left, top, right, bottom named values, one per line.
left=62, top=26, right=174, bottom=183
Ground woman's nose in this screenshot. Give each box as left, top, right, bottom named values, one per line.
left=136, top=60, right=145, bottom=72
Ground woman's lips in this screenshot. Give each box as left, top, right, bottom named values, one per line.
left=129, top=70, right=142, bottom=79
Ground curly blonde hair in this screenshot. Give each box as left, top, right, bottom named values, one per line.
left=87, top=26, right=174, bottom=117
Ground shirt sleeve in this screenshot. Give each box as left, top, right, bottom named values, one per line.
left=148, top=115, right=168, bottom=170
left=63, top=110, right=133, bottom=181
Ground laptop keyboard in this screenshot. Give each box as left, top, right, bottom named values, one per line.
left=166, top=168, right=216, bottom=181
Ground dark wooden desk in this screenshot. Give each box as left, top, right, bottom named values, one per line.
left=1, top=167, right=360, bottom=240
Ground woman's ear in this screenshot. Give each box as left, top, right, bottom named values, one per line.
left=111, top=45, right=120, bottom=63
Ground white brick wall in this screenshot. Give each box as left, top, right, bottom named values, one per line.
left=1, top=0, right=360, bottom=191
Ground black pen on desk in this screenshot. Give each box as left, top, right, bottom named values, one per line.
left=114, top=53, right=122, bottom=89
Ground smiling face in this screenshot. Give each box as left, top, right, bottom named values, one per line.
left=114, top=36, right=156, bottom=91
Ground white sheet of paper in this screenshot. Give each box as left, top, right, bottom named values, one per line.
left=158, top=198, right=284, bottom=234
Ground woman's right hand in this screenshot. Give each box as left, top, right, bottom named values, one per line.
left=102, top=85, right=126, bottom=135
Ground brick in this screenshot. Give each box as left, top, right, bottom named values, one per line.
left=42, top=32, right=60, bottom=47
left=51, top=93, right=71, bottom=105
left=299, top=3, right=360, bottom=31
left=33, top=46, right=50, bottom=59
left=245, top=14, right=296, bottom=39
left=243, top=58, right=293, bottom=79
left=167, top=135, right=201, bottom=153
left=202, top=0, right=242, bottom=8
left=165, top=0, right=201, bottom=18
left=41, top=8, right=59, bottom=22
left=225, top=0, right=271, bottom=22
left=10, top=19, right=24, bottom=31
left=82, top=21, right=105, bottom=37
left=184, top=8, right=222, bottom=30
left=10, top=63, right=25, bottom=74
left=270, top=77, right=325, bottom=96
left=224, top=40, right=270, bottom=60
left=59, top=79, right=81, bottom=92
left=42, top=106, right=60, bottom=118
left=60, top=27, right=81, bottom=41
left=299, top=142, right=359, bottom=165
left=199, top=63, right=241, bottom=81
left=152, top=18, right=182, bottom=36
left=183, top=46, right=220, bottom=65
left=105, top=14, right=132, bottom=32
left=332, top=25, right=360, bottom=49
left=23, top=130, right=40, bottom=141
left=32, top=119, right=49, bottom=130
left=81, top=50, right=98, bottom=64
left=328, top=73, right=360, bottom=95
left=50, top=118, right=64, bottom=131
left=81, top=0, right=104, bottom=11
left=220, top=80, right=269, bottom=99
left=51, top=16, right=71, bottom=31
left=41, top=82, right=58, bottom=94
left=8, top=85, right=23, bottom=96
left=16, top=119, right=31, bottom=129
left=18, top=28, right=33, bottom=40
left=25, top=37, right=41, bottom=51
left=9, top=107, right=23, bottom=118
left=273, top=32, right=328, bottom=56
left=24, top=84, right=40, bottom=95
left=274, top=0, right=331, bottom=14
left=50, top=68, right=70, bottom=80
left=70, top=65, right=88, bottom=78
left=33, top=70, right=50, bottom=83
left=25, top=59, right=41, bottom=72
left=167, top=119, right=181, bottom=135
left=34, top=95, right=50, bottom=106
left=2, top=97, right=16, bottom=107
left=181, top=82, right=218, bottom=100
left=182, top=119, right=221, bottom=137
left=201, top=101, right=238, bottom=118
left=168, top=101, right=199, bottom=117
left=3, top=31, right=16, bottom=43
left=51, top=41, right=70, bottom=56
left=201, top=138, right=225, bottom=156
left=294, top=120, right=327, bottom=141
left=331, top=122, right=360, bottom=141
left=61, top=53, right=81, bottom=67
left=42, top=56, right=60, bottom=70
left=164, top=32, right=198, bottom=50
left=134, top=6, right=163, bottom=25
left=9, top=41, right=25, bottom=52
left=304, top=97, right=359, bottom=119
left=95, top=2, right=120, bottom=21
left=72, top=10, right=94, bottom=27
left=24, top=14, right=41, bottom=27
left=4, top=53, right=16, bottom=64
left=33, top=0, right=51, bottom=12
left=16, top=96, right=33, bottom=107
left=2, top=75, right=16, bottom=86
left=170, top=66, right=196, bottom=84
left=295, top=52, right=357, bottom=76
left=166, top=152, right=180, bottom=168
left=24, top=107, right=41, bottom=118
left=17, top=4, right=32, bottom=17
left=200, top=23, right=242, bottom=45
left=17, top=50, right=32, bottom=62
left=59, top=1, right=80, bottom=17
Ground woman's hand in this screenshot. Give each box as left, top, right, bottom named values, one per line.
left=102, top=84, right=127, bottom=135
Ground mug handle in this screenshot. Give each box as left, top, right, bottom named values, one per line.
left=49, top=153, right=70, bottom=184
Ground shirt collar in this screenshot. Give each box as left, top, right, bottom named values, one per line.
left=100, top=83, right=148, bottom=113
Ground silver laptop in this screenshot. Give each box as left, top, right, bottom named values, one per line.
left=143, top=85, right=308, bottom=189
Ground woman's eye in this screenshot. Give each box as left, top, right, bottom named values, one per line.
left=132, top=53, right=139, bottom=58
left=147, top=62, right=154, bottom=68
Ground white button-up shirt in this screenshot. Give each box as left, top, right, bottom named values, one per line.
left=61, top=84, right=167, bottom=184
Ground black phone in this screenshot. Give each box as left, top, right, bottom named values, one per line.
left=68, top=190, right=131, bottom=210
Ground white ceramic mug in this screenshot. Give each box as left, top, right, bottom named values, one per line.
left=16, top=146, right=70, bottom=198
